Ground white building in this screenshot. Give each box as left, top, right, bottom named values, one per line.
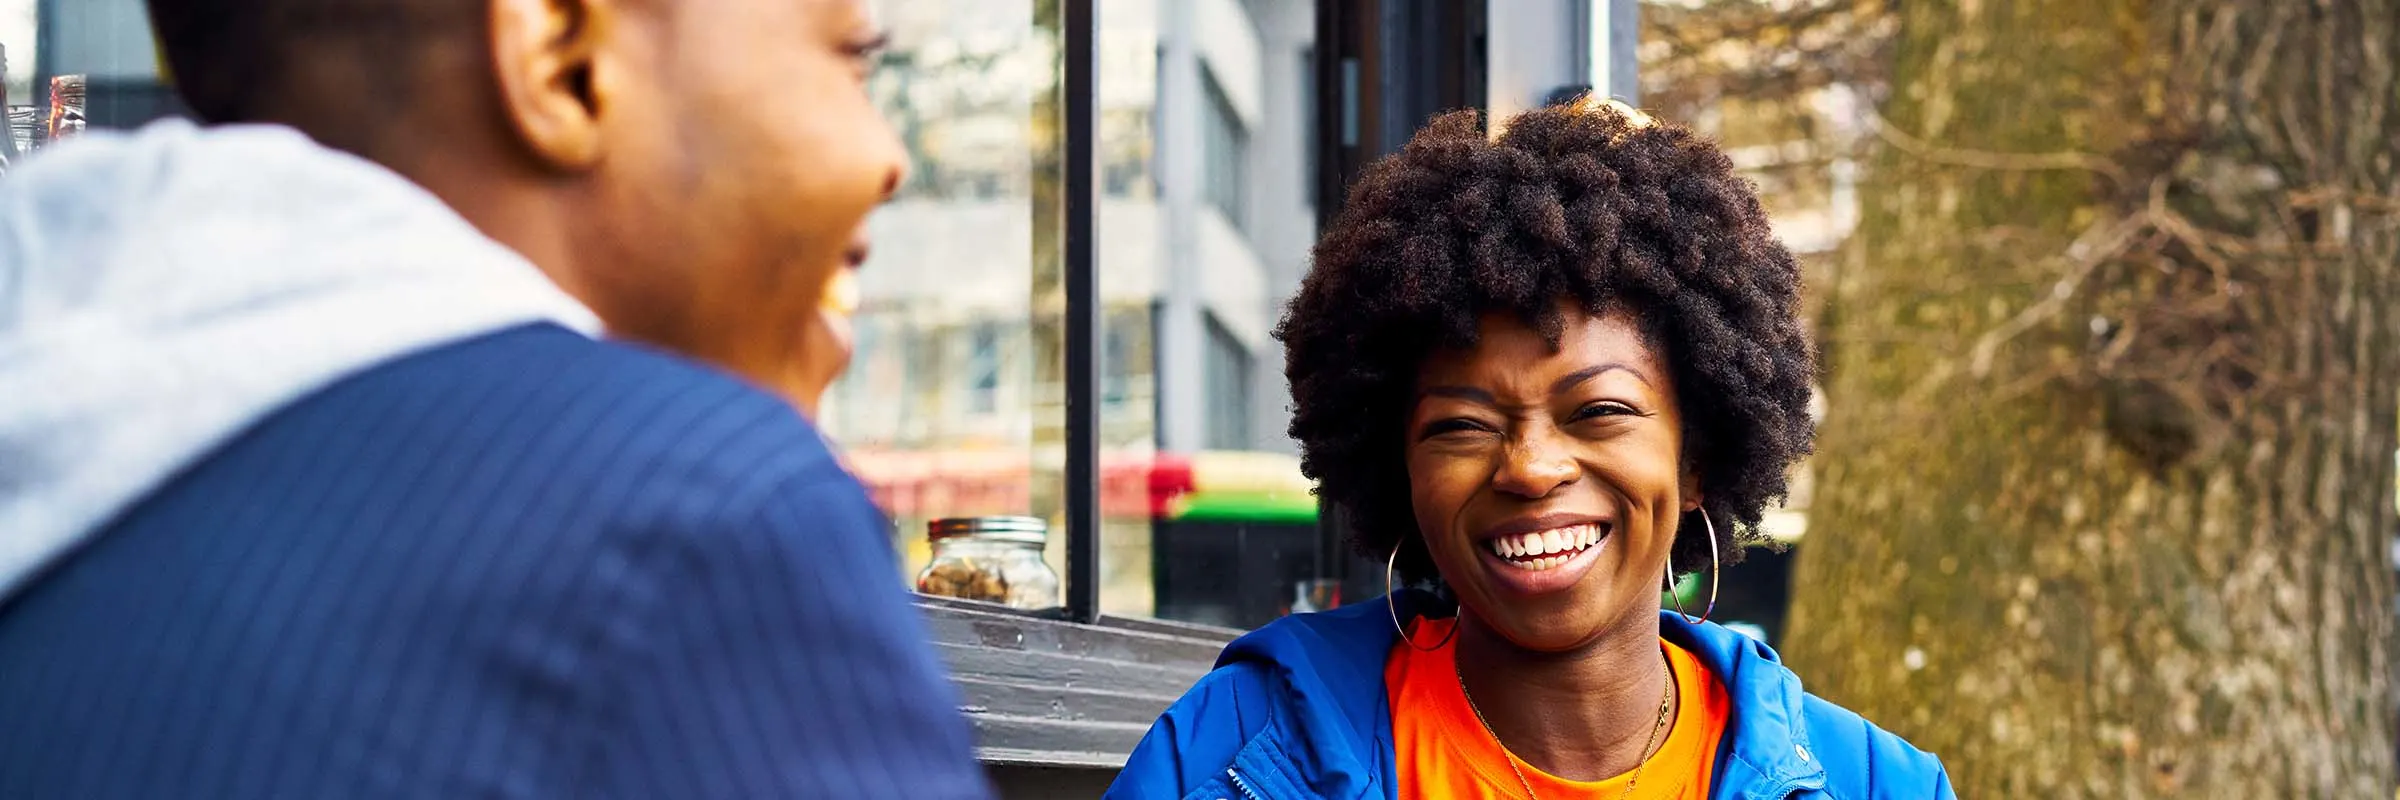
left=824, top=0, right=1319, bottom=464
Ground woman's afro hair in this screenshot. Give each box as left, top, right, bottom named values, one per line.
left=1277, top=98, right=1817, bottom=583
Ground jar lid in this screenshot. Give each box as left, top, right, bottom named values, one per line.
left=928, top=515, right=1049, bottom=545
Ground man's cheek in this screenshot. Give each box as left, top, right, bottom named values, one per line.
left=783, top=305, right=856, bottom=418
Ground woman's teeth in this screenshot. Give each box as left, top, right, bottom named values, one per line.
left=1485, top=524, right=1603, bottom=570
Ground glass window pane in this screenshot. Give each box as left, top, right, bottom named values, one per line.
left=1198, top=66, right=1248, bottom=233
left=0, top=1, right=35, bottom=158
left=0, top=0, right=180, bottom=170
left=1097, top=0, right=1319, bottom=626
left=825, top=0, right=1067, bottom=604
left=1201, top=313, right=1252, bottom=451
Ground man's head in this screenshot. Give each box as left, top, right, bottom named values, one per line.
left=145, top=0, right=906, bottom=414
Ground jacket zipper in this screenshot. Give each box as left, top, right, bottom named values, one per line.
left=1227, top=767, right=1264, bottom=800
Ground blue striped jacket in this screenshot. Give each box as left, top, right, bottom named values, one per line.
left=0, top=324, right=993, bottom=799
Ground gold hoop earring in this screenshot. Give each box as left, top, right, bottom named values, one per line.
left=1666, top=507, right=1722, bottom=625
left=1665, top=558, right=1688, bottom=619
left=1388, top=541, right=1457, bottom=651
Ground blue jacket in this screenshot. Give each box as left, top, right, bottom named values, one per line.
left=0, top=326, right=994, bottom=799
left=1107, top=593, right=1953, bottom=799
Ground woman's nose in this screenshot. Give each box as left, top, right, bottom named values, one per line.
left=1491, top=429, right=1579, bottom=498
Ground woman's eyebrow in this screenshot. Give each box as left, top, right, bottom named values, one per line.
left=1551, top=362, right=1649, bottom=394
left=1416, top=363, right=1649, bottom=404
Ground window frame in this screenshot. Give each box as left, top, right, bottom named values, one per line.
left=938, top=0, right=1521, bottom=773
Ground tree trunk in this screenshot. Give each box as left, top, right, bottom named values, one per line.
left=1785, top=1, right=2400, bottom=797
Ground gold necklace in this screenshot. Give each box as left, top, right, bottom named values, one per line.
left=1455, top=649, right=1675, bottom=800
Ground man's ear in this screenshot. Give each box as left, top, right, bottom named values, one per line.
left=489, top=0, right=613, bottom=169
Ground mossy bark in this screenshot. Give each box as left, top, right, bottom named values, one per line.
left=1786, top=1, right=2400, bottom=796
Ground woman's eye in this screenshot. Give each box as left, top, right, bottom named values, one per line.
left=1421, top=419, right=1490, bottom=439
left=1572, top=402, right=1638, bottom=421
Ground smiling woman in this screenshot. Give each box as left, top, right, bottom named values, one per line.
left=1107, top=97, right=1955, bottom=799
left=1407, top=306, right=1701, bottom=654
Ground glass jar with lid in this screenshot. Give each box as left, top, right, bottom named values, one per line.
left=913, top=516, right=1061, bottom=610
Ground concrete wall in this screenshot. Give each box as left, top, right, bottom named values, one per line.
left=1154, top=0, right=1309, bottom=454
left=1239, top=0, right=1317, bottom=455
left=1153, top=0, right=1209, bottom=452
left=1193, top=0, right=1265, bottom=127
left=1486, top=0, right=1640, bottom=120
left=1485, top=0, right=1586, bottom=123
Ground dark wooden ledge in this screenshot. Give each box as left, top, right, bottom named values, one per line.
left=913, top=595, right=1238, bottom=769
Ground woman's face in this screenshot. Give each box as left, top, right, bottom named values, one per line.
left=1406, top=303, right=1698, bottom=652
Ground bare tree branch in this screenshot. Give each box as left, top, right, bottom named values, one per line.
left=1861, top=106, right=2132, bottom=185
left=2288, top=188, right=2400, bottom=216
left=1964, top=208, right=2158, bottom=378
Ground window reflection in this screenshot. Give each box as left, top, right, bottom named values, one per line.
left=1092, top=0, right=1321, bottom=626
left=827, top=0, right=1069, bottom=586
left=1201, top=314, right=1252, bottom=451
left=0, top=0, right=183, bottom=172
left=1198, top=68, right=1249, bottom=233
left=836, top=0, right=1324, bottom=626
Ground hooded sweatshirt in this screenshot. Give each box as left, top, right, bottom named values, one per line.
left=0, top=120, right=599, bottom=603
left=1107, top=594, right=1956, bottom=799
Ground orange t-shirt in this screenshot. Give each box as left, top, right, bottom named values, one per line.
left=1386, top=619, right=1731, bottom=799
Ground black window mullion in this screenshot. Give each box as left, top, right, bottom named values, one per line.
left=1061, top=0, right=1101, bottom=624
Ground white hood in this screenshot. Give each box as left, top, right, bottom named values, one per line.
left=0, top=120, right=600, bottom=602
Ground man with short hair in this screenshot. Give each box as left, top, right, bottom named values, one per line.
left=0, top=0, right=992, bottom=796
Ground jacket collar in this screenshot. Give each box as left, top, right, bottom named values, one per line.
left=1657, top=608, right=1830, bottom=798
left=1216, top=593, right=1827, bottom=799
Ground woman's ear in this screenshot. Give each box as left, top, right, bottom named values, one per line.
left=1680, top=471, right=1704, bottom=513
